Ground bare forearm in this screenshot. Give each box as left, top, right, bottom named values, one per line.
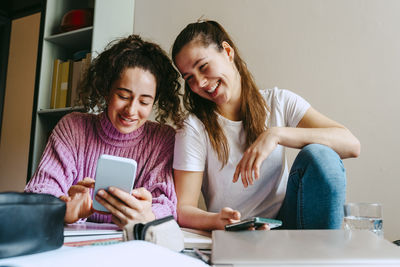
left=177, top=205, right=220, bottom=231
left=272, top=126, right=360, bottom=159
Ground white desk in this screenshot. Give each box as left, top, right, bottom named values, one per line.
left=0, top=223, right=209, bottom=266
left=0, top=240, right=208, bottom=267
left=2, top=227, right=399, bottom=267
left=211, top=230, right=400, bottom=266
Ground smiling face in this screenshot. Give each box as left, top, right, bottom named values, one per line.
left=174, top=40, right=241, bottom=108
left=107, top=67, right=156, bottom=134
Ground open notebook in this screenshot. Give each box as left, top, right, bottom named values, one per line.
left=0, top=240, right=208, bottom=267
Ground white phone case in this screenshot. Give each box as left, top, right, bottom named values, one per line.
left=92, top=154, right=137, bottom=212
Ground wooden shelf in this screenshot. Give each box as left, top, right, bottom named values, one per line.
left=38, top=106, right=85, bottom=117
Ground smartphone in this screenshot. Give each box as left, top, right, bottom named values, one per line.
left=92, top=154, right=137, bottom=212
left=225, top=217, right=282, bottom=231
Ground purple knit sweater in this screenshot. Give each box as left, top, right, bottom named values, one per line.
left=25, top=112, right=177, bottom=222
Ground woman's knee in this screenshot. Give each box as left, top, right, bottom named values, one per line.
left=294, top=144, right=346, bottom=191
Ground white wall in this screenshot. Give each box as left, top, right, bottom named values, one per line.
left=134, top=0, right=400, bottom=241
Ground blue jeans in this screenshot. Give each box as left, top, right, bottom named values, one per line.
left=276, top=144, right=346, bottom=229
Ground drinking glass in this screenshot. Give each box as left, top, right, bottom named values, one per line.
left=343, top=202, right=383, bottom=238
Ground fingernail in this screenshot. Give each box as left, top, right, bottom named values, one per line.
left=98, top=190, right=105, bottom=196
left=108, top=187, right=115, bottom=192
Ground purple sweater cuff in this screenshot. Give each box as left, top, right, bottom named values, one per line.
left=152, top=203, right=177, bottom=220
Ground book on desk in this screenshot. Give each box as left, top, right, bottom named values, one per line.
left=63, top=222, right=123, bottom=246
left=63, top=222, right=212, bottom=249
left=181, top=227, right=212, bottom=250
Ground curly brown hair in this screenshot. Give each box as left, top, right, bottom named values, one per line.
left=172, top=20, right=268, bottom=166
left=79, top=34, right=183, bottom=125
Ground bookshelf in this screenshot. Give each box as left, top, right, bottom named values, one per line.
left=45, top=26, right=93, bottom=50
left=28, top=0, right=135, bottom=178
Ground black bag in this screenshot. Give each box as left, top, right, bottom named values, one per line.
left=0, top=192, right=66, bottom=259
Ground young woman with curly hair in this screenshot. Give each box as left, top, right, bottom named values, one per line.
left=25, top=34, right=182, bottom=227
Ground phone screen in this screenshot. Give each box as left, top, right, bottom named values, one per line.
left=92, top=154, right=137, bottom=212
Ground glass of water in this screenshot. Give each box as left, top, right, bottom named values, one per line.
left=343, top=202, right=383, bottom=238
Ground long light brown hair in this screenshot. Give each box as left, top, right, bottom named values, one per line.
left=172, top=20, right=268, bottom=166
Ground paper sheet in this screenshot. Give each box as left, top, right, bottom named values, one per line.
left=0, top=240, right=208, bottom=267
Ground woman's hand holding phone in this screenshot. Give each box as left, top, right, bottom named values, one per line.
left=225, top=217, right=282, bottom=231
left=249, top=223, right=270, bottom=231
left=95, top=186, right=155, bottom=228
left=60, top=177, right=95, bottom=224
left=215, top=207, right=241, bottom=230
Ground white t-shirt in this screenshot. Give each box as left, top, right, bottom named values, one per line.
left=173, top=87, right=310, bottom=219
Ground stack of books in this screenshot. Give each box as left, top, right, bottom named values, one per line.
left=50, top=52, right=91, bottom=109
left=63, top=222, right=122, bottom=247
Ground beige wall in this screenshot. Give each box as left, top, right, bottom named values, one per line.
left=0, top=13, right=41, bottom=191
left=134, top=0, right=400, bottom=241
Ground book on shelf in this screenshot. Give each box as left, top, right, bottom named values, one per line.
left=81, top=52, right=92, bottom=81
left=50, top=59, right=62, bottom=109
left=56, top=60, right=72, bottom=109
left=68, top=59, right=83, bottom=107
left=49, top=52, right=91, bottom=110
left=68, top=52, right=91, bottom=107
